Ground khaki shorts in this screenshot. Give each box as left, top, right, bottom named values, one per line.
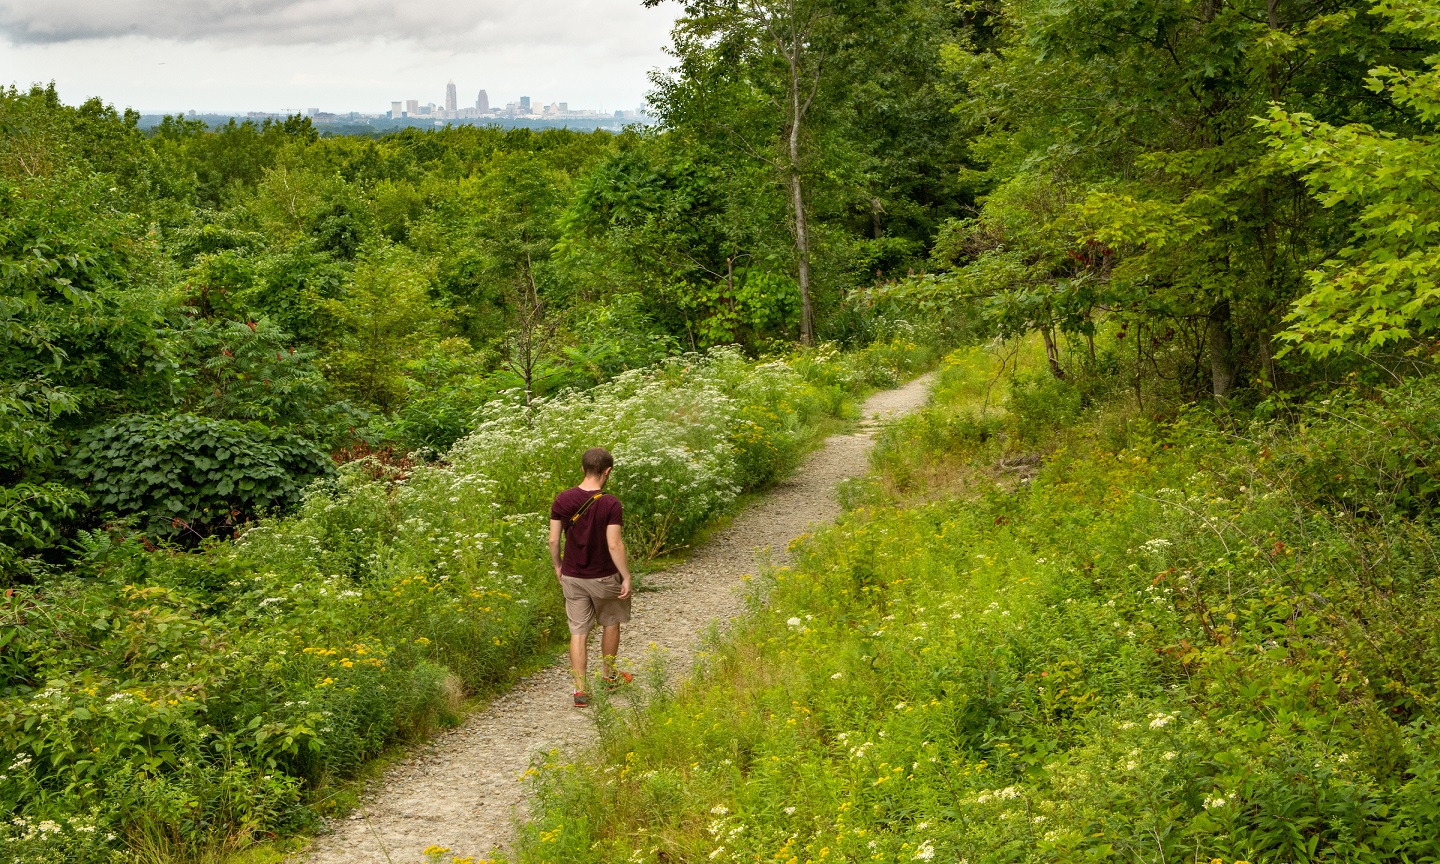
left=560, top=573, right=631, bottom=635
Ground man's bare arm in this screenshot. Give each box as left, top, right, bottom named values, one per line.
left=606, top=523, right=632, bottom=599
left=549, top=519, right=564, bottom=579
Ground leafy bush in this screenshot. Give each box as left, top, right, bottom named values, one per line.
left=0, top=483, right=88, bottom=578
left=376, top=338, right=501, bottom=451
left=171, top=316, right=338, bottom=437
left=66, top=414, right=334, bottom=539
left=1271, top=377, right=1440, bottom=520
left=1006, top=370, right=1083, bottom=445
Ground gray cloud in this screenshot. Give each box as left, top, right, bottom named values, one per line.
left=0, top=0, right=655, bottom=48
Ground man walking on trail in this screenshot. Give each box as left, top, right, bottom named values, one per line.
left=549, top=447, right=634, bottom=707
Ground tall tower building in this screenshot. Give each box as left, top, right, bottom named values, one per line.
left=519, top=96, right=531, bottom=113
left=476, top=89, right=489, bottom=113
left=390, top=101, right=403, bottom=119
left=445, top=80, right=458, bottom=115
left=405, top=99, right=419, bottom=117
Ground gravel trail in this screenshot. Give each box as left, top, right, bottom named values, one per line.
left=299, top=374, right=934, bottom=864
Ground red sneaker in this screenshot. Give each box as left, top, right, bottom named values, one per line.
left=602, top=672, right=634, bottom=691
left=573, top=691, right=590, bottom=708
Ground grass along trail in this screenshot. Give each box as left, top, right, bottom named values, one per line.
left=297, top=373, right=936, bottom=864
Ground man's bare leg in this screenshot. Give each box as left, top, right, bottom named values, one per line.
left=569, top=632, right=588, bottom=692
left=601, top=624, right=621, bottom=679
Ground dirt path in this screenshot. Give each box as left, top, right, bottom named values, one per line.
left=299, top=374, right=934, bottom=864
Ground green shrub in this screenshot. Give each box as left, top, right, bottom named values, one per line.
left=1273, top=377, right=1440, bottom=520
left=0, top=482, right=89, bottom=579
left=1007, top=371, right=1082, bottom=446
left=66, top=414, right=335, bottom=540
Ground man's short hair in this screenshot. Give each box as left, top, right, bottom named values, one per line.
left=581, top=447, right=614, bottom=476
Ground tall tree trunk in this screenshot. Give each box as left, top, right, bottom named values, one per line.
left=789, top=74, right=815, bottom=346
left=1208, top=299, right=1237, bottom=403
left=747, top=0, right=824, bottom=346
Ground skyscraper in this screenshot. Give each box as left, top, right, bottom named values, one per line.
left=445, top=80, right=458, bottom=115
left=519, top=96, right=531, bottom=113
left=476, top=89, right=489, bottom=113
left=406, top=99, right=419, bottom=117
left=390, top=101, right=403, bottom=119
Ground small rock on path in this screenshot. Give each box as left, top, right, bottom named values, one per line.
left=299, top=373, right=934, bottom=864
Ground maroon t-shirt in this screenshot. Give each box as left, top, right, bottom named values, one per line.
left=550, top=487, right=624, bottom=578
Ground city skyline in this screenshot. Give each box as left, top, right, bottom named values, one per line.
left=380, top=80, right=648, bottom=122
left=0, top=0, right=680, bottom=114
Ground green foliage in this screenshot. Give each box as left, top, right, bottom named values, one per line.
left=675, top=271, right=802, bottom=347
left=1268, top=376, right=1440, bottom=520
left=66, top=415, right=334, bottom=540
left=376, top=338, right=501, bottom=451
left=172, top=317, right=332, bottom=433
left=1007, top=372, right=1084, bottom=446
left=0, top=170, right=173, bottom=476
left=918, top=0, right=1415, bottom=399
left=0, top=483, right=88, bottom=576
left=1264, top=0, right=1440, bottom=356
left=321, top=242, right=438, bottom=413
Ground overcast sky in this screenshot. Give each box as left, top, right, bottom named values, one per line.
left=0, top=0, right=680, bottom=114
